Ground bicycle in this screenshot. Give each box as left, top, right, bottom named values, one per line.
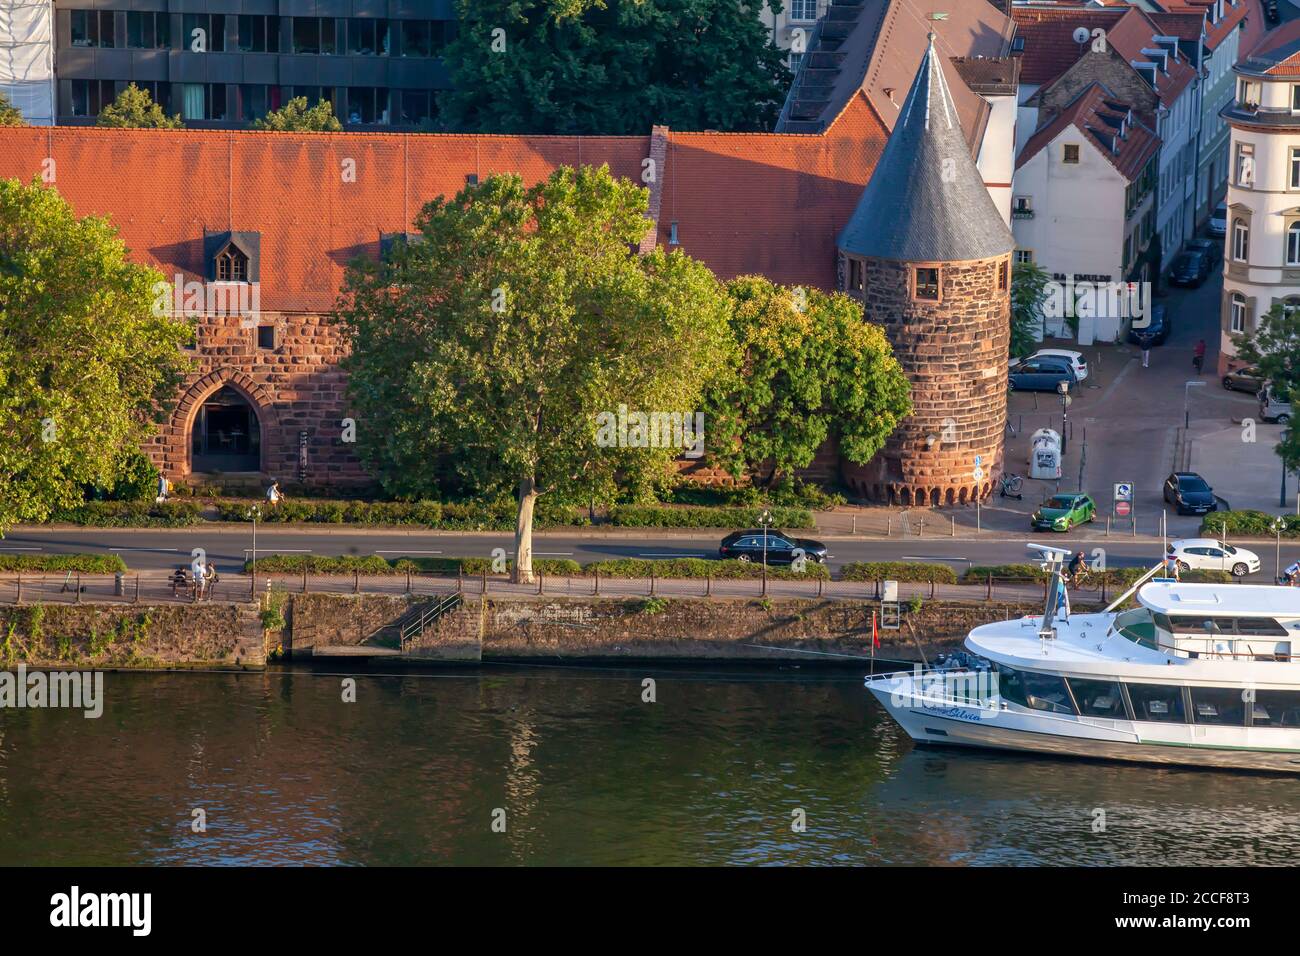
left=999, top=473, right=1023, bottom=499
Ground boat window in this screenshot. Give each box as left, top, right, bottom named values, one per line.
left=1234, top=617, right=1289, bottom=637
left=1190, top=686, right=1247, bottom=726
left=1126, top=683, right=1186, bottom=723
left=1168, top=615, right=1231, bottom=634
left=993, top=665, right=1028, bottom=708
left=1020, top=672, right=1076, bottom=715
left=1251, top=690, right=1300, bottom=727
left=1068, top=678, right=1127, bottom=718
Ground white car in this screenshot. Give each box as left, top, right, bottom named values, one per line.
left=1167, top=538, right=1261, bottom=578
left=1027, top=348, right=1088, bottom=382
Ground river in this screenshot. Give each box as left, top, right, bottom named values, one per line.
left=0, top=663, right=1296, bottom=866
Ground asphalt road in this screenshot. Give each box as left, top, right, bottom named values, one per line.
left=6, top=525, right=1300, bottom=579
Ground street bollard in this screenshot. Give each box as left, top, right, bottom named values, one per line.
left=650, top=569, right=655, bottom=596
left=951, top=515, right=956, bottom=537
left=456, top=569, right=463, bottom=594
left=14, top=573, right=19, bottom=605
left=134, top=574, right=140, bottom=604
left=482, top=569, right=487, bottom=594
left=115, top=572, right=124, bottom=597
left=852, top=515, right=857, bottom=534
left=706, top=574, right=712, bottom=597
left=887, top=516, right=892, bottom=537
left=304, top=567, right=309, bottom=594
left=987, top=573, right=993, bottom=601
left=1106, top=516, right=1111, bottom=537
left=817, top=576, right=824, bottom=598
left=76, top=574, right=81, bottom=604
left=594, top=568, right=600, bottom=596
left=538, top=573, right=544, bottom=596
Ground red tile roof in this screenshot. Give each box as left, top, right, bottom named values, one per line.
left=1011, top=6, right=1127, bottom=85
left=1244, top=16, right=1300, bottom=74
left=1015, top=82, right=1161, bottom=181
left=0, top=108, right=892, bottom=308
left=1104, top=7, right=1198, bottom=108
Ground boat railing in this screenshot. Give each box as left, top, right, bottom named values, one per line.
left=1154, top=638, right=1296, bottom=662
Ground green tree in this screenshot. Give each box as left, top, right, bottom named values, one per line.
left=96, top=83, right=183, bottom=129
left=1236, top=303, right=1300, bottom=469
left=440, top=0, right=790, bottom=134
left=252, top=97, right=343, bottom=132
left=0, top=178, right=192, bottom=530
left=336, top=165, right=735, bottom=581
left=702, top=276, right=912, bottom=489
left=0, top=92, right=24, bottom=127
left=1010, top=261, right=1050, bottom=359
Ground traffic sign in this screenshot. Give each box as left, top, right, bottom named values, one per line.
left=1113, top=482, right=1133, bottom=502
left=973, top=466, right=985, bottom=482
left=1116, top=500, right=1132, bottom=517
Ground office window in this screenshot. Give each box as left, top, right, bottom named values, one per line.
left=347, top=18, right=389, bottom=56
left=237, top=85, right=269, bottom=122
left=286, top=87, right=337, bottom=115
left=177, top=84, right=227, bottom=121
left=1063, top=143, right=1080, bottom=164
left=1289, top=223, right=1300, bottom=267
left=1233, top=218, right=1249, bottom=262
left=69, top=79, right=115, bottom=117
left=400, top=20, right=432, bottom=57
left=399, top=90, right=431, bottom=125
left=126, top=12, right=169, bottom=50
left=914, top=267, right=940, bottom=301
left=346, top=88, right=389, bottom=125
left=789, top=0, right=818, bottom=21
left=1230, top=293, right=1246, bottom=333
left=238, top=15, right=281, bottom=53
left=1292, top=148, right=1300, bottom=189
left=133, top=81, right=171, bottom=113
left=71, top=10, right=115, bottom=48
left=182, top=14, right=226, bottom=52
left=293, top=18, right=319, bottom=54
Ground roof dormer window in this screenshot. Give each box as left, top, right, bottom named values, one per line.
left=214, top=243, right=248, bottom=282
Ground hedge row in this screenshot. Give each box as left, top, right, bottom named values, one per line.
left=605, top=505, right=814, bottom=529
left=246, top=554, right=828, bottom=579
left=0, top=554, right=128, bottom=573
left=841, top=562, right=958, bottom=584
left=580, top=557, right=830, bottom=580
left=964, top=564, right=1235, bottom=586
left=216, top=499, right=582, bottom=529
left=48, top=501, right=203, bottom=527
left=1198, top=510, right=1300, bottom=538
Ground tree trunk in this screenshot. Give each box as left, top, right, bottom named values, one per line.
left=513, top=476, right=538, bottom=584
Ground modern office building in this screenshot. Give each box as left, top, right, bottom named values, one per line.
left=53, top=0, right=457, bottom=128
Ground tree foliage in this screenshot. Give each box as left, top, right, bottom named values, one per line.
left=336, top=165, right=735, bottom=580
left=702, top=276, right=911, bottom=488
left=0, top=179, right=192, bottom=530
left=0, top=92, right=24, bottom=127
left=1010, top=261, right=1049, bottom=359
left=96, top=83, right=183, bottom=129
left=252, top=97, right=343, bottom=132
left=440, top=0, right=790, bottom=134
left=1235, top=303, right=1300, bottom=469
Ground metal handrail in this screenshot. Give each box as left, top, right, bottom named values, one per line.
left=398, top=593, right=462, bottom=651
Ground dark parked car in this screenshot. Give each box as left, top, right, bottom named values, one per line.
left=1222, top=364, right=1264, bottom=393
left=1008, top=356, right=1077, bottom=392
left=719, top=530, right=828, bottom=565
left=1169, top=251, right=1211, bottom=287
left=1163, top=472, right=1217, bottom=516
left=1127, top=303, right=1169, bottom=346
left=1185, top=237, right=1219, bottom=261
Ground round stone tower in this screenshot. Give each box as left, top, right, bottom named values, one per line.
left=837, top=34, right=1015, bottom=506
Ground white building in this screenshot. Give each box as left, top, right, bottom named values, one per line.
left=758, top=0, right=826, bottom=71
left=1218, top=21, right=1300, bottom=377
left=0, top=0, right=55, bottom=125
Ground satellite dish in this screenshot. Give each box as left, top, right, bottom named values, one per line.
left=1072, top=26, right=1091, bottom=44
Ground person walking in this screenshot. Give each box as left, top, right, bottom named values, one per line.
left=156, top=474, right=170, bottom=503
left=1137, top=331, right=1152, bottom=368
left=1193, top=338, right=1207, bottom=375
left=266, top=479, right=284, bottom=507
left=192, top=560, right=207, bottom=601
left=205, top=561, right=220, bottom=600
left=1164, top=548, right=1181, bottom=581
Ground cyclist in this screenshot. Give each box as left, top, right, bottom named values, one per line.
left=1067, top=549, right=1087, bottom=586
left=1285, top=560, right=1300, bottom=587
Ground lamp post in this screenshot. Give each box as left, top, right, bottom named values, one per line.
left=1184, top=380, right=1205, bottom=430
left=247, top=504, right=261, bottom=597
left=1275, top=517, right=1285, bottom=582
left=1057, top=380, right=1070, bottom=455
left=760, top=508, right=771, bottom=567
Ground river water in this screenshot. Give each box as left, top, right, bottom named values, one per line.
left=0, top=663, right=1296, bottom=866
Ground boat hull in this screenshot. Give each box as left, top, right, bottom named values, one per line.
left=867, top=677, right=1300, bottom=773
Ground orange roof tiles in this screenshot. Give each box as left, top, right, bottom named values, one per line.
left=0, top=112, right=890, bottom=306
left=1016, top=82, right=1161, bottom=182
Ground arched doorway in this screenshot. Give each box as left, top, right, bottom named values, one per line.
left=191, top=385, right=262, bottom=472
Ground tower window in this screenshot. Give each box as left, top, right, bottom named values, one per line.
left=914, top=267, right=940, bottom=301
left=215, top=244, right=249, bottom=282
left=257, top=325, right=276, bottom=350
left=998, top=260, right=1009, bottom=291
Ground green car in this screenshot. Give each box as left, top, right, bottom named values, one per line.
left=1031, top=493, right=1096, bottom=532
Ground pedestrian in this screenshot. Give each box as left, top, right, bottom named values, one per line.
left=206, top=561, right=220, bottom=599
left=1193, top=338, right=1206, bottom=375
left=1138, top=332, right=1152, bottom=368
left=192, top=559, right=207, bottom=601
left=266, top=479, right=284, bottom=507
left=1164, top=548, right=1181, bottom=581
left=156, top=474, right=170, bottom=504
left=170, top=566, right=187, bottom=598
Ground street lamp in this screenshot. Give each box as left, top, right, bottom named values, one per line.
left=1275, top=517, right=1285, bottom=583
left=247, top=504, right=261, bottom=596
left=1057, top=380, right=1070, bottom=455
left=1184, top=380, right=1205, bottom=429
left=759, top=508, right=771, bottom=568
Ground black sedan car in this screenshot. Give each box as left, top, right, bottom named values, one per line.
left=1127, top=304, right=1169, bottom=346
left=1163, top=472, right=1217, bottom=516
left=1169, top=251, right=1210, bottom=287
left=1008, top=356, right=1077, bottom=392
left=719, top=530, right=828, bottom=565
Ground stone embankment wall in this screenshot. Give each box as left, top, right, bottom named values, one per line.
left=0, top=603, right=264, bottom=669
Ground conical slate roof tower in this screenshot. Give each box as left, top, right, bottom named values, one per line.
left=838, top=35, right=1014, bottom=506
left=838, top=34, right=1014, bottom=262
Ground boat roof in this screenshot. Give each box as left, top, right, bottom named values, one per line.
left=1138, top=582, right=1300, bottom=618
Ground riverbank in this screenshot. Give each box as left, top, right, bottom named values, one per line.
left=0, top=592, right=1053, bottom=669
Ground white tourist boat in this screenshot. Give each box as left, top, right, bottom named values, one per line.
left=866, top=546, right=1300, bottom=772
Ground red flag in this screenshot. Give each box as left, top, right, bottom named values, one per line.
left=872, top=610, right=880, bottom=649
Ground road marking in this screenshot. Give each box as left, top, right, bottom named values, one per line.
left=242, top=548, right=312, bottom=553
left=637, top=552, right=701, bottom=557
left=535, top=551, right=573, bottom=556
left=110, top=547, right=179, bottom=552
left=0, top=547, right=41, bottom=551
left=901, top=555, right=966, bottom=561
left=375, top=550, right=443, bottom=554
